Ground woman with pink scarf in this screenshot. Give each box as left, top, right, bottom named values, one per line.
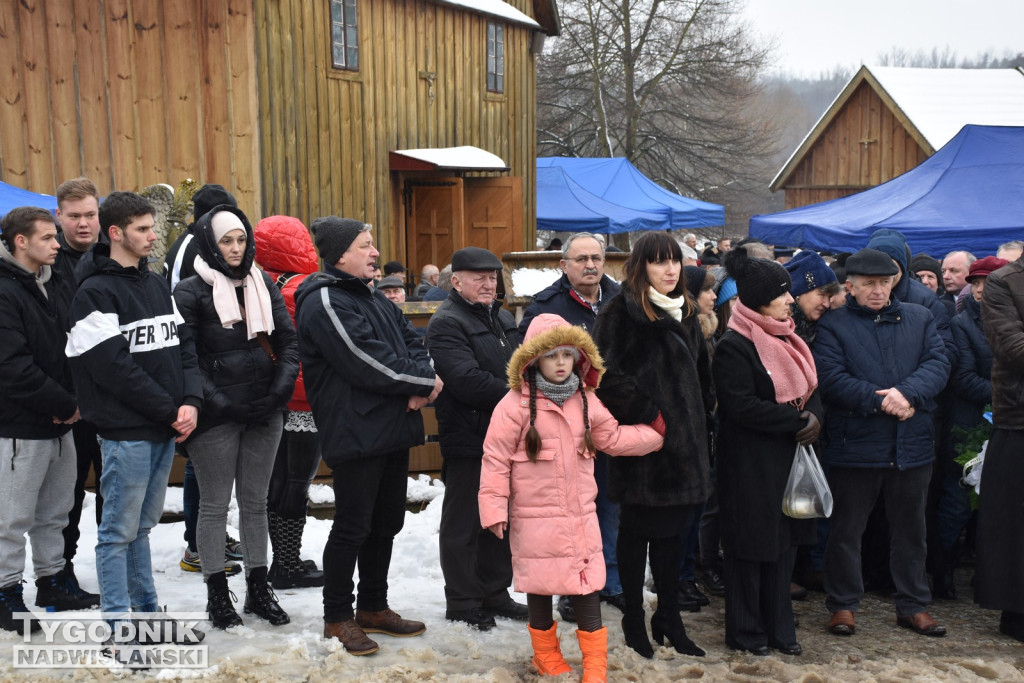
left=712, top=248, right=823, bottom=657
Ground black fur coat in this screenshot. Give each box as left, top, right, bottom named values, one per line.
left=592, top=288, right=714, bottom=507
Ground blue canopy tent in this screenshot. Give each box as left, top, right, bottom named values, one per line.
left=536, top=166, right=667, bottom=234
left=537, top=157, right=724, bottom=232
left=0, top=180, right=57, bottom=218
left=750, top=125, right=1024, bottom=257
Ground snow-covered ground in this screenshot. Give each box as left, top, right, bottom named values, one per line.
left=2, top=478, right=1023, bottom=681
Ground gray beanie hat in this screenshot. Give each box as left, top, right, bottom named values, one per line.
left=311, top=216, right=368, bottom=267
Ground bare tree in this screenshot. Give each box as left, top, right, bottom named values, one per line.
left=537, top=0, right=779, bottom=216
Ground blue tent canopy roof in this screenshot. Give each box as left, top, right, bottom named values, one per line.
left=537, top=157, right=724, bottom=233
left=0, top=180, right=56, bottom=219
left=750, top=125, right=1024, bottom=257
left=536, top=167, right=666, bottom=234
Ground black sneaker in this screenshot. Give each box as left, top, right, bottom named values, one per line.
left=557, top=595, right=576, bottom=622
left=600, top=593, right=627, bottom=612
left=483, top=595, right=528, bottom=621
left=0, top=583, right=39, bottom=634
left=35, top=568, right=99, bottom=611
left=225, top=535, right=243, bottom=562
left=700, top=566, right=726, bottom=597
left=445, top=607, right=496, bottom=631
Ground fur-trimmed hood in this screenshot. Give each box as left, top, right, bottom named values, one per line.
left=507, top=313, right=604, bottom=391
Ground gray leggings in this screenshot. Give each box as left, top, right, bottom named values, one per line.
left=188, top=416, right=283, bottom=579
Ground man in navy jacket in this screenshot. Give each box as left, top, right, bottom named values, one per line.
left=814, top=248, right=950, bottom=639
left=295, top=217, right=441, bottom=656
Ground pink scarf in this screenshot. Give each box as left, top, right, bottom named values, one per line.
left=727, top=301, right=817, bottom=409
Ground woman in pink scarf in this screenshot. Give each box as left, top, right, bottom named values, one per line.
left=712, top=247, right=824, bottom=657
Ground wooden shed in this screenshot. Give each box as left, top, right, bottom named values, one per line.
left=771, top=65, right=1024, bottom=209
left=0, top=0, right=559, bottom=271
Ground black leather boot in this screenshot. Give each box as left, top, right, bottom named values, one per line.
left=244, top=566, right=290, bottom=625
left=206, top=571, right=243, bottom=629
left=270, top=517, right=325, bottom=589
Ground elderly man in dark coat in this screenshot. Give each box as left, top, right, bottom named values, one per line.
left=813, top=248, right=950, bottom=639
left=518, top=233, right=626, bottom=617
left=426, top=247, right=526, bottom=631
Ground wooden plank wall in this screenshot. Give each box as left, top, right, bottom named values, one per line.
left=782, top=82, right=929, bottom=209
left=0, top=0, right=260, bottom=213
left=253, top=0, right=539, bottom=259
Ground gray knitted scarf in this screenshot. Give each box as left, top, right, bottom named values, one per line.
left=534, top=371, right=580, bottom=406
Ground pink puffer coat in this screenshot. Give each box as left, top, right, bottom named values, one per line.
left=479, top=314, right=663, bottom=596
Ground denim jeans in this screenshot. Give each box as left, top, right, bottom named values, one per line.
left=594, top=451, right=622, bottom=596
left=95, top=438, right=176, bottom=619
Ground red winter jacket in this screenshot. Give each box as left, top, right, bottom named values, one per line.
left=253, top=215, right=319, bottom=412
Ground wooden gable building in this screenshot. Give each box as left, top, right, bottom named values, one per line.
left=771, top=65, right=1024, bottom=210
left=0, top=0, right=559, bottom=272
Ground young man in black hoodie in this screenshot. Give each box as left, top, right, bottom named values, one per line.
left=0, top=207, right=82, bottom=633
left=65, top=192, right=203, bottom=640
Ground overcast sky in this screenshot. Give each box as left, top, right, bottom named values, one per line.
left=741, top=0, right=1024, bottom=77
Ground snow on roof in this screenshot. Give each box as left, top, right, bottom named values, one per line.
left=433, top=0, right=540, bottom=28
left=870, top=66, right=1024, bottom=149
left=392, top=146, right=509, bottom=171
left=771, top=66, right=1024, bottom=190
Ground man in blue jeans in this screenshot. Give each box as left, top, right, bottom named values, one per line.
left=66, top=192, right=203, bottom=652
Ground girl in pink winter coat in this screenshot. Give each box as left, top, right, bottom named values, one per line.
left=479, top=314, right=665, bottom=682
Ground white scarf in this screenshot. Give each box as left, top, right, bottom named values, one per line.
left=647, top=286, right=686, bottom=322
left=193, top=255, right=275, bottom=339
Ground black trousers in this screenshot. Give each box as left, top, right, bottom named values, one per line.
left=63, top=419, right=103, bottom=563
left=824, top=464, right=932, bottom=616
left=723, top=548, right=797, bottom=650
left=438, top=457, right=513, bottom=610
left=268, top=429, right=321, bottom=519
left=322, top=450, right=409, bottom=622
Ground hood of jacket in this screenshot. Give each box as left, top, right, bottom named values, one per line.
left=866, top=229, right=910, bottom=278
left=507, top=313, right=604, bottom=392
left=253, top=215, right=318, bottom=278
left=0, top=238, right=53, bottom=301
left=192, top=204, right=256, bottom=278
left=68, top=240, right=150, bottom=285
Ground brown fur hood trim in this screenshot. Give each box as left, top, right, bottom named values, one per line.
left=507, top=313, right=605, bottom=391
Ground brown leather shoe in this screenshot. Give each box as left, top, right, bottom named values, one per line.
left=828, top=610, right=856, bottom=636
left=324, top=619, right=379, bottom=655
left=356, top=608, right=426, bottom=637
left=896, top=612, right=947, bottom=637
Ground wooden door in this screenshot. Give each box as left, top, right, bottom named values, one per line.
left=463, top=176, right=522, bottom=255
left=406, top=178, right=464, bottom=275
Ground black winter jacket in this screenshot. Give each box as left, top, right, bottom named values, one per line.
left=65, top=243, right=203, bottom=441
left=981, top=257, right=1024, bottom=430
left=172, top=207, right=299, bottom=435
left=294, top=265, right=436, bottom=465
left=165, top=225, right=200, bottom=291
left=592, top=288, right=713, bottom=507
left=425, top=289, right=521, bottom=460
left=518, top=273, right=620, bottom=337
left=949, top=296, right=992, bottom=431
left=0, top=249, right=77, bottom=438
left=813, top=295, right=950, bottom=469
left=713, top=331, right=821, bottom=562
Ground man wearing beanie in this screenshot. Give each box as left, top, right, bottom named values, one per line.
left=813, top=248, right=950, bottom=639
left=165, top=184, right=238, bottom=291
left=294, top=216, right=442, bottom=656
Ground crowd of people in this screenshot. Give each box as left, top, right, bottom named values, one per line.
left=1, top=178, right=1023, bottom=679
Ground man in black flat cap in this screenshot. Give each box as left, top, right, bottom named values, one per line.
left=426, top=247, right=526, bottom=630
left=813, top=248, right=951, bottom=640
left=295, top=217, right=442, bottom=656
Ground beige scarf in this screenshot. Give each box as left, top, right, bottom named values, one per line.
left=647, top=286, right=686, bottom=322
left=193, top=255, right=275, bottom=339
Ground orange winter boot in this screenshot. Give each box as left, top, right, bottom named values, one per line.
left=527, top=623, right=572, bottom=675
left=576, top=626, right=608, bottom=683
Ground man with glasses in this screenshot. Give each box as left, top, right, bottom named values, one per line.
left=518, top=233, right=625, bottom=620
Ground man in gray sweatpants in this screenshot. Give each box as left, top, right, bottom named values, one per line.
left=0, top=207, right=83, bottom=634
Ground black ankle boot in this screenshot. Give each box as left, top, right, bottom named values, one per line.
left=244, top=567, right=290, bottom=625
left=651, top=611, right=705, bottom=657
left=621, top=611, right=653, bottom=659
left=206, top=572, right=243, bottom=629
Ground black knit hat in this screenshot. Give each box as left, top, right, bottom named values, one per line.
left=683, top=265, right=708, bottom=299
left=910, top=253, right=942, bottom=283
left=845, top=248, right=900, bottom=277
left=724, top=248, right=791, bottom=310
left=192, top=184, right=237, bottom=223
left=310, top=216, right=368, bottom=267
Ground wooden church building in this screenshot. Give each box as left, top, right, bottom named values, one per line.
left=0, top=0, right=560, bottom=272
left=771, top=65, right=1024, bottom=209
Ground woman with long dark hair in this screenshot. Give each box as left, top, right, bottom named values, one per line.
left=173, top=206, right=299, bottom=629
left=592, top=232, right=713, bottom=659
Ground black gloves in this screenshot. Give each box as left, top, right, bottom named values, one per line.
left=795, top=411, right=821, bottom=446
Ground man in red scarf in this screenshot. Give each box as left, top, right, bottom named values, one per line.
left=813, top=248, right=951, bottom=639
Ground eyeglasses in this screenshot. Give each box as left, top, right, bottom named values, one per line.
left=568, top=255, right=604, bottom=265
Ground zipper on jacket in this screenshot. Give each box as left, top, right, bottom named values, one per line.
left=10, top=438, right=15, bottom=470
